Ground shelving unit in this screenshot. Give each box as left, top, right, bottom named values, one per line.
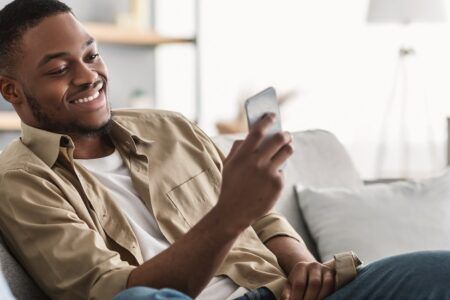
left=84, top=22, right=195, bottom=46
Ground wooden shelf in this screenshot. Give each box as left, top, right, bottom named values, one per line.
left=84, top=22, right=196, bottom=46
left=0, top=111, right=20, bottom=131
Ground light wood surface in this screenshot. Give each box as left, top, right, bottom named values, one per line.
left=0, top=111, right=20, bottom=131
left=84, top=22, right=195, bottom=46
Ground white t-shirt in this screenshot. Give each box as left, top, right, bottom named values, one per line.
left=76, top=150, right=248, bottom=300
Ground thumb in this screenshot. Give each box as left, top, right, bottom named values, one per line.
left=281, top=282, right=291, bottom=300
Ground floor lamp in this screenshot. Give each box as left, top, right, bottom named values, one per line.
left=367, top=0, right=447, bottom=178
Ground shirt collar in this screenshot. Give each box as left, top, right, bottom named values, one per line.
left=109, top=117, right=154, bottom=149
left=21, top=122, right=74, bottom=167
left=20, top=116, right=154, bottom=168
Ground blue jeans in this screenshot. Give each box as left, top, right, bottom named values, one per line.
left=328, top=250, right=450, bottom=299
left=112, top=287, right=274, bottom=300
left=113, top=287, right=191, bottom=300
left=114, top=251, right=450, bottom=300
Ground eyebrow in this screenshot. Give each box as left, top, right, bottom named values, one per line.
left=38, top=38, right=95, bottom=68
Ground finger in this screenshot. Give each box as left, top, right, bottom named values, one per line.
left=269, top=142, right=294, bottom=171
left=258, top=131, right=292, bottom=162
left=303, top=265, right=322, bottom=300
left=239, top=113, right=275, bottom=154
left=317, top=269, right=335, bottom=300
left=224, top=140, right=244, bottom=163
left=281, top=282, right=291, bottom=300
left=290, top=265, right=307, bottom=300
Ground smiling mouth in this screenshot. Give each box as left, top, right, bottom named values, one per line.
left=72, top=90, right=101, bottom=104
left=69, top=82, right=105, bottom=104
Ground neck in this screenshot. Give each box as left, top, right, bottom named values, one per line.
left=71, top=133, right=115, bottom=159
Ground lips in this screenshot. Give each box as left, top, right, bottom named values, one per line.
left=68, top=81, right=104, bottom=104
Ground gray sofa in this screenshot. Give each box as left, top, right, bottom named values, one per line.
left=0, top=129, right=363, bottom=299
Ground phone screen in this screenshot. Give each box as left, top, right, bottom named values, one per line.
left=245, top=87, right=282, bottom=139
left=245, top=87, right=286, bottom=169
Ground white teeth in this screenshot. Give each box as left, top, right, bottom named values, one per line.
left=72, top=90, right=100, bottom=104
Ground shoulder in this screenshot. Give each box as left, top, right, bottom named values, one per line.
left=112, top=108, right=188, bottom=124
left=0, top=139, right=37, bottom=174
left=112, top=108, right=199, bottom=140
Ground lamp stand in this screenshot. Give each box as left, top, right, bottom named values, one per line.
left=374, top=45, right=438, bottom=178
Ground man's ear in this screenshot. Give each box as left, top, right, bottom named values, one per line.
left=0, top=76, right=22, bottom=105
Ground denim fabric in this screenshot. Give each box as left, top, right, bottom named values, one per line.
left=113, top=287, right=192, bottom=300
left=233, top=287, right=276, bottom=300
left=113, top=251, right=450, bottom=300
left=328, top=251, right=450, bottom=300
left=112, top=287, right=275, bottom=300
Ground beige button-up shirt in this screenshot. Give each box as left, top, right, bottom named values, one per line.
left=0, top=109, right=301, bottom=300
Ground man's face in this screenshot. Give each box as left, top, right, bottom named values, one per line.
left=14, top=12, right=110, bottom=135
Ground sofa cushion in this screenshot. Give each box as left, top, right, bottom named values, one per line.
left=0, top=237, right=48, bottom=299
left=213, top=130, right=363, bottom=258
left=296, top=169, right=450, bottom=263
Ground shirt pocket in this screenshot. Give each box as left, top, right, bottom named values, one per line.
left=166, top=168, right=219, bottom=227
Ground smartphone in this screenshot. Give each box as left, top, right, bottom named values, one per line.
left=245, top=87, right=286, bottom=169
left=245, top=86, right=282, bottom=139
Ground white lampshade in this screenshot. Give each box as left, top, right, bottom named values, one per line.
left=367, top=0, right=447, bottom=24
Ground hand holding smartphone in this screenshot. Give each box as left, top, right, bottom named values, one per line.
left=216, top=88, right=292, bottom=233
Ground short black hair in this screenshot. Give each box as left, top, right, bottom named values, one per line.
left=0, top=0, right=73, bottom=75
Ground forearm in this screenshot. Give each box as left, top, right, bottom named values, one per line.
left=127, top=206, right=243, bottom=298
left=265, top=235, right=316, bottom=275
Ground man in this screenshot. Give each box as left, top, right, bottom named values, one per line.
left=0, top=1, right=449, bottom=300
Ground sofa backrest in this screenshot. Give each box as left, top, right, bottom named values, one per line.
left=212, top=129, right=363, bottom=258
left=0, top=237, right=48, bottom=300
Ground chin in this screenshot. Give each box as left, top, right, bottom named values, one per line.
left=77, top=119, right=112, bottom=136
left=74, top=108, right=113, bottom=136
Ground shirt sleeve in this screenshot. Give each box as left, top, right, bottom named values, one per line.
left=251, top=212, right=302, bottom=244
left=0, top=169, right=136, bottom=300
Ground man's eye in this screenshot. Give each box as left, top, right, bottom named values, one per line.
left=49, top=67, right=68, bottom=75
left=88, top=53, right=100, bottom=61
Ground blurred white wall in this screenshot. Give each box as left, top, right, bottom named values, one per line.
left=155, top=0, right=450, bottom=179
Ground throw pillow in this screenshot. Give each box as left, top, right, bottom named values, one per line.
left=295, top=170, right=450, bottom=263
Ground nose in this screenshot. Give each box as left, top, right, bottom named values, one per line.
left=72, top=62, right=98, bottom=87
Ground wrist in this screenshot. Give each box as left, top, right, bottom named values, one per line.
left=208, top=204, right=249, bottom=239
left=265, top=235, right=317, bottom=275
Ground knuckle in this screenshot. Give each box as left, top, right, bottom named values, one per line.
left=250, top=129, right=264, bottom=140
left=255, top=161, right=266, bottom=172
left=270, top=176, right=283, bottom=190
left=248, top=157, right=265, bottom=172
left=308, top=262, right=322, bottom=273
left=292, top=279, right=306, bottom=289
left=309, top=278, right=321, bottom=287
left=310, top=262, right=322, bottom=269
left=297, top=262, right=308, bottom=269
left=323, top=273, right=334, bottom=285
